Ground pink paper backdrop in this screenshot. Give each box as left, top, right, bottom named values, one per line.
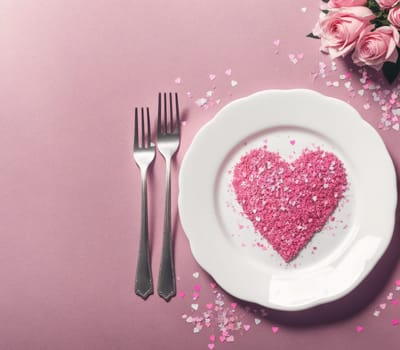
left=1, top=1, right=400, bottom=349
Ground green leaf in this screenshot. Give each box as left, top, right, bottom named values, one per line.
left=382, top=48, right=400, bottom=84
left=306, top=32, right=320, bottom=39
left=367, top=0, right=381, bottom=13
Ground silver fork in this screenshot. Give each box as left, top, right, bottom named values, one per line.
left=133, top=107, right=155, bottom=299
left=157, top=92, right=180, bottom=301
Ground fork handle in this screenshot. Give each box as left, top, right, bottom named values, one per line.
left=135, top=168, right=154, bottom=299
left=158, top=157, right=176, bottom=301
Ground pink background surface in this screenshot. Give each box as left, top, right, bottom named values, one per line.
left=1, top=1, right=400, bottom=349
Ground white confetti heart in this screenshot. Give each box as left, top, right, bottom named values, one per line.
left=206, top=90, right=213, bottom=97
left=195, top=98, right=207, bottom=107
left=333, top=81, right=339, bottom=87
left=380, top=303, right=387, bottom=310
left=174, top=77, right=181, bottom=84
left=288, top=54, right=298, bottom=64
left=209, top=73, right=216, bottom=81
left=393, top=123, right=400, bottom=131
left=254, top=318, right=261, bottom=325
left=193, top=327, right=200, bottom=333
left=225, top=68, right=232, bottom=76
left=344, top=81, right=352, bottom=89
left=392, top=108, right=400, bottom=116
left=301, top=7, right=307, bottom=12
left=358, top=89, right=364, bottom=96
left=231, top=80, right=238, bottom=87
left=191, top=304, right=199, bottom=311
left=192, top=272, right=199, bottom=278
left=373, top=310, right=381, bottom=317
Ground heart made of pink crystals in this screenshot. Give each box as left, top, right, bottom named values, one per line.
left=232, top=148, right=347, bottom=262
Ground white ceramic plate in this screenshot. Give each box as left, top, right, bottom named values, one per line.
left=178, top=89, right=397, bottom=311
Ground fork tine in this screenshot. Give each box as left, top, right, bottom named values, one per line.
left=141, top=107, right=145, bottom=148
left=146, top=107, right=151, bottom=147
left=169, top=92, right=173, bottom=133
left=163, top=92, right=167, bottom=134
left=157, top=93, right=162, bottom=135
left=175, top=93, right=180, bottom=132
left=134, top=107, right=139, bottom=149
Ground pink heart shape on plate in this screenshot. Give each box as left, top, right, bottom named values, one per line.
left=232, top=148, right=347, bottom=262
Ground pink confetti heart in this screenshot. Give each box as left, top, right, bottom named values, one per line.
left=243, top=324, right=251, bottom=331
left=194, top=284, right=201, bottom=291
left=174, top=77, right=181, bottom=84
left=206, top=303, right=213, bottom=309
left=178, top=291, right=186, bottom=298
left=392, top=319, right=399, bottom=326
left=356, top=326, right=363, bottom=333
left=392, top=299, right=399, bottom=305
left=231, top=303, right=237, bottom=309
left=273, top=39, right=280, bottom=46
left=297, top=53, right=304, bottom=60
left=226, top=336, right=234, bottom=342
left=193, top=292, right=199, bottom=299
left=272, top=326, right=280, bottom=333
left=219, top=335, right=225, bottom=343
left=208, top=344, right=215, bottom=350
left=380, top=303, right=386, bottom=310
left=209, top=74, right=216, bottom=81
left=290, top=139, right=296, bottom=145
left=209, top=335, right=215, bottom=342
left=225, top=68, right=232, bottom=76
left=232, top=148, right=347, bottom=262
left=396, top=280, right=400, bottom=286
left=210, top=282, right=216, bottom=289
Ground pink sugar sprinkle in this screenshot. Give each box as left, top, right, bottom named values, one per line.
left=232, top=148, right=347, bottom=262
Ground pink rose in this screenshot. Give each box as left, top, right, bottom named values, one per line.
left=352, top=26, right=400, bottom=70
left=389, top=6, right=400, bottom=28
left=375, top=0, right=399, bottom=8
left=328, top=0, right=367, bottom=7
left=318, top=7, right=376, bottom=59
